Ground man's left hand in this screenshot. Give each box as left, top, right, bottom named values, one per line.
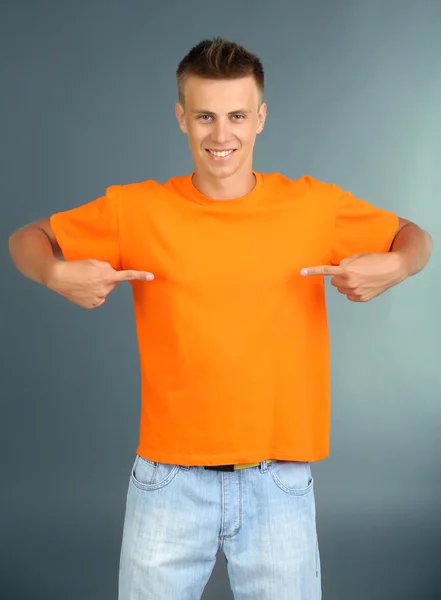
left=300, top=252, right=408, bottom=302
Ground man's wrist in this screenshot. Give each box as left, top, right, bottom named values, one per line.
left=42, top=258, right=65, bottom=290
left=390, top=250, right=410, bottom=282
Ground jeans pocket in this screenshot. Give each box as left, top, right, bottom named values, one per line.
left=268, top=460, right=314, bottom=495
left=131, top=454, right=180, bottom=491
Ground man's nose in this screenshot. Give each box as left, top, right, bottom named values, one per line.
left=212, top=118, right=230, bottom=145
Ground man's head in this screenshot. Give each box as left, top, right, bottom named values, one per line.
left=175, top=38, right=267, bottom=182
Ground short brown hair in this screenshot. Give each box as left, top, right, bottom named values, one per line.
left=176, top=37, right=264, bottom=105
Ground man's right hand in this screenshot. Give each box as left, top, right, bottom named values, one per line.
left=46, top=259, right=154, bottom=309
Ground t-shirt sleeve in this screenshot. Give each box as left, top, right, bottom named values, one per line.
left=330, top=184, right=399, bottom=265
left=49, top=185, right=122, bottom=270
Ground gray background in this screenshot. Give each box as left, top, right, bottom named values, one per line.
left=2, top=1, right=440, bottom=599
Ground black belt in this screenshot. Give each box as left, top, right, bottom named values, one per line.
left=204, top=464, right=236, bottom=471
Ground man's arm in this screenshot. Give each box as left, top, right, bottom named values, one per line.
left=8, top=218, right=64, bottom=287
left=9, top=219, right=154, bottom=309
left=389, top=217, right=433, bottom=279
left=300, top=216, right=432, bottom=302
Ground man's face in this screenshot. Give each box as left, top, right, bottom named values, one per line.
left=175, top=75, right=266, bottom=180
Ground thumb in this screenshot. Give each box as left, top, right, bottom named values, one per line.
left=89, top=259, right=114, bottom=269
left=339, top=253, right=364, bottom=266
left=114, top=269, right=155, bottom=282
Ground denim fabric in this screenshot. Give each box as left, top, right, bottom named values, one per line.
left=119, top=456, right=321, bottom=599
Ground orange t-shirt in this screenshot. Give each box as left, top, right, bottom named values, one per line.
left=49, top=172, right=399, bottom=465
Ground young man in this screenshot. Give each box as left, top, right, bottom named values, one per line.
left=9, top=38, right=432, bottom=600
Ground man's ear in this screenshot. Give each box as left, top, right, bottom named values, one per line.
left=175, top=103, right=188, bottom=134
left=256, top=102, right=267, bottom=135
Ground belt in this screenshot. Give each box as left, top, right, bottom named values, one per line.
left=204, top=459, right=276, bottom=472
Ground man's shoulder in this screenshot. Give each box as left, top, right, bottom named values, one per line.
left=106, top=178, right=167, bottom=195
left=261, top=172, right=341, bottom=196
left=104, top=175, right=189, bottom=203
left=259, top=171, right=317, bottom=189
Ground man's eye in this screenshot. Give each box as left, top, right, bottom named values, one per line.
left=197, top=114, right=245, bottom=121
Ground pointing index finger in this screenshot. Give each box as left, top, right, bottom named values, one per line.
left=300, top=265, right=345, bottom=277
left=114, top=270, right=155, bottom=281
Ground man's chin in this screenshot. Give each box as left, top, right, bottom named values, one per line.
left=204, top=161, right=242, bottom=179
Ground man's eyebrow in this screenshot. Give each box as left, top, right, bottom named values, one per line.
left=191, top=109, right=252, bottom=115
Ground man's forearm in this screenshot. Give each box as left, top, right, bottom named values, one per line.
left=389, top=222, right=433, bottom=278
left=8, top=226, right=60, bottom=286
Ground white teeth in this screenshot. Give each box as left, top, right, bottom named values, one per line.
left=209, top=150, right=234, bottom=157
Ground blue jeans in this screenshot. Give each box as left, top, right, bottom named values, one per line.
left=118, top=456, right=322, bottom=599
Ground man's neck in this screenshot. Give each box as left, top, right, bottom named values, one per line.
left=191, top=169, right=256, bottom=200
